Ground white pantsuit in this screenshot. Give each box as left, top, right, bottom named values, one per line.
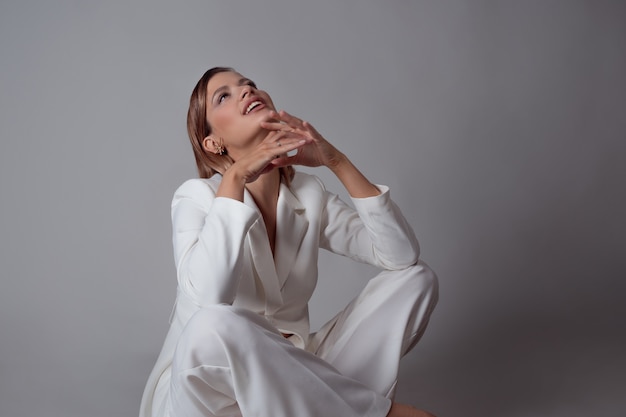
left=140, top=172, right=438, bottom=417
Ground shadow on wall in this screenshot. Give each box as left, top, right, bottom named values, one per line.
left=402, top=307, right=625, bottom=417
left=397, top=168, right=626, bottom=416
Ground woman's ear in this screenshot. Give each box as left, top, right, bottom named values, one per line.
left=202, top=136, right=224, bottom=155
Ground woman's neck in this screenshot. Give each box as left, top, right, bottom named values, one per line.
left=246, top=169, right=280, bottom=210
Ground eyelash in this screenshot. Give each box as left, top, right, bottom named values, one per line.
left=216, top=81, right=258, bottom=104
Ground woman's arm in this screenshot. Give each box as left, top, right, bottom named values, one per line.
left=261, top=110, right=380, bottom=198
left=262, top=111, right=419, bottom=268
left=327, top=155, right=380, bottom=198
left=171, top=179, right=259, bottom=305
left=319, top=181, right=420, bottom=269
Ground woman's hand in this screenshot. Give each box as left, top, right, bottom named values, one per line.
left=260, top=110, right=346, bottom=170
left=217, top=129, right=306, bottom=201
left=230, top=128, right=306, bottom=183
left=261, top=110, right=380, bottom=198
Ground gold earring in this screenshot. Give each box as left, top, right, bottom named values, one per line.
left=214, top=137, right=226, bottom=155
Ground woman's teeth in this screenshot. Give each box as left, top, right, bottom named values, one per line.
left=246, top=101, right=262, bottom=114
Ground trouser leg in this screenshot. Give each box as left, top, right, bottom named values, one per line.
left=307, top=261, right=439, bottom=398
left=169, top=304, right=391, bottom=417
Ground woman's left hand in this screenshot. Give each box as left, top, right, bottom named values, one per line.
left=260, top=110, right=345, bottom=169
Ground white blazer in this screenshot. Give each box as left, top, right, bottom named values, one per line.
left=140, top=172, right=420, bottom=417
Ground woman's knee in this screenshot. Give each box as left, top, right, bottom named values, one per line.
left=409, top=261, right=438, bottom=296
left=387, top=261, right=439, bottom=300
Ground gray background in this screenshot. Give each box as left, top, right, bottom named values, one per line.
left=1, top=1, right=624, bottom=416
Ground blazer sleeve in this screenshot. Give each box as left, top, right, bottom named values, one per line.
left=319, top=183, right=420, bottom=270
left=171, top=179, right=260, bottom=306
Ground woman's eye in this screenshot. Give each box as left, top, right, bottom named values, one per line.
left=218, top=93, right=229, bottom=103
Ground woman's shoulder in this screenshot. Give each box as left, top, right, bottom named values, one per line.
left=172, top=176, right=221, bottom=205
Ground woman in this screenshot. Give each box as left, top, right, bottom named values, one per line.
left=140, top=67, right=439, bottom=417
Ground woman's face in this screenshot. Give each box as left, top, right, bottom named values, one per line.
left=205, top=71, right=276, bottom=157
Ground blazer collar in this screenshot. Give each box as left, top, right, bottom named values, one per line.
left=275, top=182, right=308, bottom=287
left=243, top=182, right=308, bottom=314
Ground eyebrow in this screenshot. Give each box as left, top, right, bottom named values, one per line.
left=211, top=77, right=254, bottom=102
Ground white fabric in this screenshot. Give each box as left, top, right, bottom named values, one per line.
left=140, top=172, right=437, bottom=417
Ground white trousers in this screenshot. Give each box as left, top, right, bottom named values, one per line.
left=168, top=262, right=438, bottom=417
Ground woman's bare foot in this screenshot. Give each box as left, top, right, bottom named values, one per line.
left=386, top=403, right=436, bottom=417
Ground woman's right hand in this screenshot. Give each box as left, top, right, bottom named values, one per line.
left=216, top=129, right=306, bottom=201
left=231, top=129, right=306, bottom=183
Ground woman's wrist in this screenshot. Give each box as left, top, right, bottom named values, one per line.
left=326, top=150, right=348, bottom=172
left=329, top=155, right=380, bottom=198
left=216, top=167, right=246, bottom=201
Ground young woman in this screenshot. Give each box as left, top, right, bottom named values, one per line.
left=139, top=67, right=439, bottom=417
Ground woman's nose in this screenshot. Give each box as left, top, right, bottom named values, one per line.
left=240, top=85, right=253, bottom=100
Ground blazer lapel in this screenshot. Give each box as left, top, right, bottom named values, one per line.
left=274, top=182, right=308, bottom=289
left=243, top=189, right=283, bottom=314
left=243, top=183, right=308, bottom=314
